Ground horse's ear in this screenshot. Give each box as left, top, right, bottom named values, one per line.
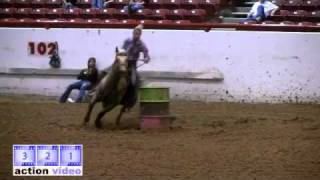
left=115, top=47, right=119, bottom=54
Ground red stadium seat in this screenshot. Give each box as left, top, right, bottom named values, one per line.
left=150, top=8, right=170, bottom=20
left=139, top=19, right=156, bottom=24
left=31, top=0, right=46, bottom=8
left=162, top=0, right=182, bottom=9
left=279, top=9, right=291, bottom=16
left=298, top=21, right=315, bottom=26
left=0, top=8, right=18, bottom=18
left=82, top=8, right=100, bottom=18
left=15, top=0, right=32, bottom=8
left=132, top=8, right=153, bottom=19
left=113, top=8, right=129, bottom=19
left=47, top=0, right=62, bottom=8
left=262, top=20, right=278, bottom=24
left=156, top=19, right=174, bottom=24
left=292, top=10, right=310, bottom=17
left=100, top=8, right=116, bottom=18
left=47, top=8, right=64, bottom=19
left=69, top=18, right=86, bottom=23
left=86, top=18, right=103, bottom=23
left=0, top=0, right=16, bottom=8
left=303, top=0, right=320, bottom=7
left=271, top=0, right=287, bottom=6
left=311, top=10, right=320, bottom=17
left=109, top=0, right=130, bottom=9
left=52, top=18, right=67, bottom=22
left=103, top=19, right=119, bottom=23
left=17, top=8, right=33, bottom=18
left=285, top=0, right=303, bottom=6
left=180, top=0, right=200, bottom=9
left=35, top=18, right=51, bottom=22
left=243, top=20, right=258, bottom=24
left=174, top=19, right=191, bottom=24
left=167, top=9, right=188, bottom=20
left=121, top=19, right=139, bottom=24
left=149, top=0, right=164, bottom=9
left=198, top=0, right=216, bottom=9
left=0, top=18, right=19, bottom=22
left=63, top=8, right=84, bottom=18
left=20, top=18, right=35, bottom=22
left=31, top=8, right=49, bottom=18
left=78, top=0, right=91, bottom=8
left=185, top=8, right=206, bottom=22
left=280, top=20, right=296, bottom=25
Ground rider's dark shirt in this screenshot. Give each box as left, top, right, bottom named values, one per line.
left=122, top=38, right=150, bottom=64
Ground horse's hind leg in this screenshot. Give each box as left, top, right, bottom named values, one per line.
left=115, top=106, right=126, bottom=126
left=95, top=104, right=116, bottom=128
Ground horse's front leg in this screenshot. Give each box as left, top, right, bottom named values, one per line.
left=95, top=104, right=116, bottom=128
left=115, top=106, right=126, bottom=126
left=83, top=96, right=97, bottom=125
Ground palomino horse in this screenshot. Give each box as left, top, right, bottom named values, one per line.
left=83, top=47, right=131, bottom=128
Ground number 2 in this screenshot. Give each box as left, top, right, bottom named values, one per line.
left=45, top=152, right=50, bottom=160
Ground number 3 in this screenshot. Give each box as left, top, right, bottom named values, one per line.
left=22, top=152, right=27, bottom=160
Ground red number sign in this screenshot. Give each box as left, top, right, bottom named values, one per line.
left=28, top=42, right=57, bottom=56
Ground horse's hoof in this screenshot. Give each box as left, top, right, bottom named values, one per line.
left=115, top=121, right=120, bottom=126
left=81, top=122, right=87, bottom=127
left=95, top=122, right=102, bottom=129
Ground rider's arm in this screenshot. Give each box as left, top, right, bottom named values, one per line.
left=122, top=39, right=130, bottom=51
left=141, top=42, right=150, bottom=62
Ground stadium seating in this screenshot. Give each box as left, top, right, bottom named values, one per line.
left=47, top=0, right=62, bottom=8
left=100, top=8, right=117, bottom=18
left=131, top=9, right=153, bottom=19
left=0, top=0, right=319, bottom=31
left=109, top=0, right=130, bottom=9
left=78, top=0, right=91, bottom=8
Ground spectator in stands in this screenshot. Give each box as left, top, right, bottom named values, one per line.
left=104, top=0, right=114, bottom=8
left=59, top=57, right=98, bottom=103
left=92, top=0, right=104, bottom=9
left=244, top=0, right=279, bottom=23
left=62, top=0, right=77, bottom=9
left=124, top=0, right=145, bottom=14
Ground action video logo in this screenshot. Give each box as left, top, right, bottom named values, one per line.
left=13, top=144, right=83, bottom=176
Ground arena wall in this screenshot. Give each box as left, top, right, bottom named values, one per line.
left=0, top=28, right=319, bottom=103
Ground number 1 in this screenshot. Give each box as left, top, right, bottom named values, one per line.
left=28, top=42, right=35, bottom=55
left=69, top=152, right=72, bottom=160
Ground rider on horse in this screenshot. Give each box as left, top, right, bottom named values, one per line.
left=121, top=24, right=150, bottom=107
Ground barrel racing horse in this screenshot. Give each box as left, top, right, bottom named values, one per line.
left=83, top=47, right=134, bottom=128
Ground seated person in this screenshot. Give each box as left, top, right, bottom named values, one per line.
left=124, top=0, right=145, bottom=14
left=104, top=0, right=114, bottom=8
left=59, top=57, right=98, bottom=103
left=92, top=0, right=106, bottom=9
left=244, top=0, right=279, bottom=23
left=62, top=0, right=77, bottom=9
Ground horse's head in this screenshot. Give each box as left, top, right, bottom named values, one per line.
left=115, top=47, right=128, bottom=74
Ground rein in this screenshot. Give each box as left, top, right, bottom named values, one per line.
left=136, top=59, right=148, bottom=69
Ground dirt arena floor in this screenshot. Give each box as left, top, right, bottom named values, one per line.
left=0, top=94, right=320, bottom=180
